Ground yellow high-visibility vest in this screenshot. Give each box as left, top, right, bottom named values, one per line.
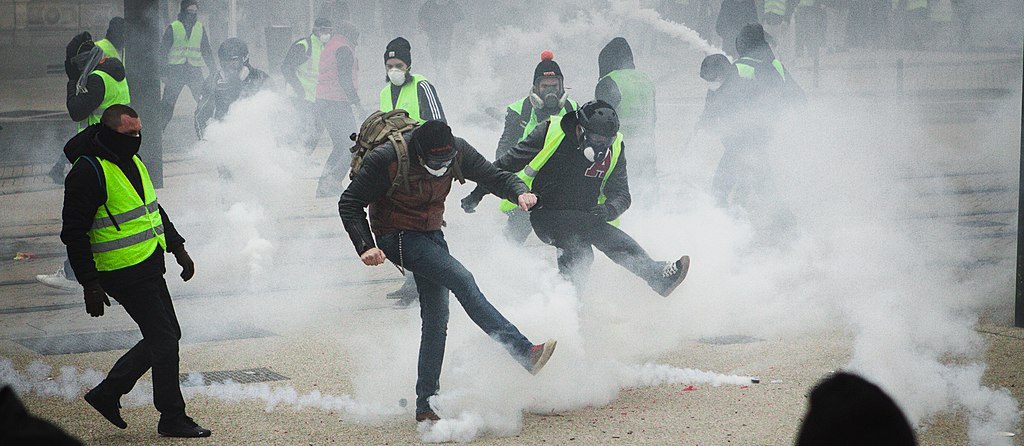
left=168, top=20, right=205, bottom=66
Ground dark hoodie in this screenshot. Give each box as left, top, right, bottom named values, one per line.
left=595, top=37, right=639, bottom=112
left=471, top=114, right=632, bottom=220
left=60, top=125, right=185, bottom=286
left=66, top=57, right=127, bottom=123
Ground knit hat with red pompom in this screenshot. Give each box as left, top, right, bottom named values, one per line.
left=533, top=50, right=564, bottom=86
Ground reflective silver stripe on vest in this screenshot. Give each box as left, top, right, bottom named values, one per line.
left=91, top=224, right=165, bottom=253
left=92, top=201, right=160, bottom=230
left=523, top=165, right=539, bottom=178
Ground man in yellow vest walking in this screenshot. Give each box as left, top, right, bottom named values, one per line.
left=158, top=0, right=215, bottom=134
left=61, top=105, right=210, bottom=438
left=379, top=36, right=447, bottom=306
left=281, top=17, right=333, bottom=156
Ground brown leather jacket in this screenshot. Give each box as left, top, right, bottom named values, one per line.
left=338, top=133, right=528, bottom=254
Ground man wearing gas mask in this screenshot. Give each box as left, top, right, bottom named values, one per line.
left=194, top=38, right=271, bottom=139
left=338, top=120, right=557, bottom=423
left=464, top=100, right=690, bottom=297
left=468, top=51, right=578, bottom=244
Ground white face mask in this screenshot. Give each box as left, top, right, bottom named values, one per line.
left=388, top=69, right=406, bottom=86
left=424, top=165, right=448, bottom=177
left=320, top=33, right=331, bottom=42
left=708, top=80, right=723, bottom=91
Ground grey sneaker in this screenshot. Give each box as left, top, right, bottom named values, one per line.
left=36, top=268, right=79, bottom=292
left=654, top=255, right=690, bottom=297
left=524, top=339, right=557, bottom=375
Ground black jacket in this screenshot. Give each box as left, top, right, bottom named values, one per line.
left=473, top=116, right=631, bottom=220
left=194, top=65, right=271, bottom=137
left=60, top=125, right=185, bottom=286
left=338, top=133, right=527, bottom=255
left=66, top=58, right=127, bottom=123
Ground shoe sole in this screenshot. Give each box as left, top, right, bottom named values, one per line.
left=35, top=277, right=79, bottom=292
left=530, top=339, right=557, bottom=375
left=84, top=390, right=127, bottom=429
left=158, top=430, right=212, bottom=438
left=658, top=255, right=690, bottom=297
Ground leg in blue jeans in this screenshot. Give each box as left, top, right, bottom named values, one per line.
left=378, top=230, right=534, bottom=414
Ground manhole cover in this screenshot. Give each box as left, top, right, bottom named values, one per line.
left=15, top=325, right=275, bottom=355
left=697, top=335, right=765, bottom=345
left=179, top=367, right=289, bottom=386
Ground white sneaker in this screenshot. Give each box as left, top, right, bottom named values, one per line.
left=35, top=268, right=79, bottom=292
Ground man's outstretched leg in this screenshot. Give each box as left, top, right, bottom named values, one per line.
left=588, top=222, right=690, bottom=297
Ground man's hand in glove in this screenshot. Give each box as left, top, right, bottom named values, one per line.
left=461, top=192, right=482, bottom=213
left=589, top=204, right=612, bottom=222
left=83, top=280, right=110, bottom=317
left=171, top=246, right=195, bottom=282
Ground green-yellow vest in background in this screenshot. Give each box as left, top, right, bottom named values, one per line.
left=294, top=35, right=323, bottom=102
left=380, top=73, right=428, bottom=123
left=78, top=70, right=131, bottom=133
left=600, top=69, right=655, bottom=140
left=95, top=38, right=121, bottom=63
left=83, top=155, right=167, bottom=271
left=498, top=116, right=624, bottom=226
left=168, top=20, right=205, bottom=66
left=735, top=57, right=787, bottom=81
left=507, top=96, right=578, bottom=142
left=765, top=0, right=787, bottom=16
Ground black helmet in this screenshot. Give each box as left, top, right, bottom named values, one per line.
left=700, top=54, right=731, bottom=82
left=576, top=100, right=619, bottom=137
left=218, top=37, right=248, bottom=62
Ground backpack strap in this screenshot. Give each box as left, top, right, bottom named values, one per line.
left=387, top=132, right=411, bottom=197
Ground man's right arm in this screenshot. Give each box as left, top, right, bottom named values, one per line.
left=66, top=74, right=105, bottom=123
left=280, top=41, right=308, bottom=95
left=338, top=149, right=393, bottom=255
left=495, top=107, right=521, bottom=160
left=60, top=160, right=105, bottom=285
left=469, top=121, right=546, bottom=199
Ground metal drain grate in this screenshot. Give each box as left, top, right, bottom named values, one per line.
left=14, top=325, right=275, bottom=355
left=179, top=367, right=289, bottom=387
left=698, top=335, right=765, bottom=345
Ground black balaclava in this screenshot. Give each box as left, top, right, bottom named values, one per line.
left=97, top=122, right=142, bottom=161
left=180, top=0, right=199, bottom=23
left=105, top=17, right=127, bottom=50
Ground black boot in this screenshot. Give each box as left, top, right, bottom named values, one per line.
left=158, top=415, right=212, bottom=438
left=84, top=387, right=127, bottom=429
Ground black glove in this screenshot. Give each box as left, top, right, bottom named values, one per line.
left=461, top=193, right=482, bottom=214
left=171, top=246, right=195, bottom=281
left=589, top=204, right=612, bottom=222
left=83, top=280, right=110, bottom=317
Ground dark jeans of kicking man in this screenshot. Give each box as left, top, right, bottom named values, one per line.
left=159, top=66, right=205, bottom=134
left=315, top=99, right=356, bottom=198
left=377, top=230, right=534, bottom=414
left=94, top=275, right=187, bottom=421
left=531, top=209, right=664, bottom=289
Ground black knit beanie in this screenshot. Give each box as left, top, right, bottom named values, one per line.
left=180, top=0, right=198, bottom=12
left=413, top=120, right=456, bottom=166
left=533, top=50, right=563, bottom=85
left=384, top=37, right=412, bottom=66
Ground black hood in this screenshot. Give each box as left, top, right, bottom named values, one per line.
left=598, top=37, right=635, bottom=78
left=64, top=124, right=140, bottom=164
left=96, top=57, right=126, bottom=81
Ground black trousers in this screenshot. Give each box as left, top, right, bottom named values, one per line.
left=159, top=65, right=205, bottom=133
left=315, top=100, right=356, bottom=198
left=96, top=275, right=186, bottom=421
left=530, top=209, right=663, bottom=289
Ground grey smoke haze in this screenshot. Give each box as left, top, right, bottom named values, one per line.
left=2, top=0, right=1023, bottom=443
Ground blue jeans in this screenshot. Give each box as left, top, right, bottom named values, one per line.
left=377, top=230, right=534, bottom=414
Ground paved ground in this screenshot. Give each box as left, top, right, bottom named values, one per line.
left=1, top=43, right=1022, bottom=445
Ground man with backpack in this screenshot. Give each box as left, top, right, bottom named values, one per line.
left=338, top=115, right=557, bottom=423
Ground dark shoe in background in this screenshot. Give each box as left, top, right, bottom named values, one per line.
left=158, top=415, right=211, bottom=438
